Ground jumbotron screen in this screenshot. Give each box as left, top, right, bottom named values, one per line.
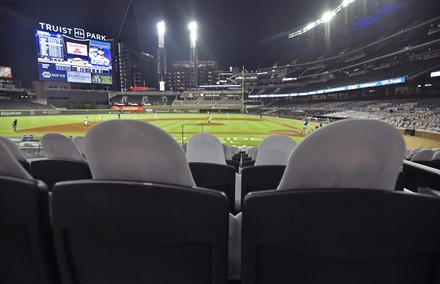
left=35, top=29, right=112, bottom=84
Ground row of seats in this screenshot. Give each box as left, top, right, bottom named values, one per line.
left=1, top=119, right=440, bottom=283
left=403, top=147, right=440, bottom=192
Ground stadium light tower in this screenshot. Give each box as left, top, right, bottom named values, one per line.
left=188, top=21, right=198, bottom=87
left=157, top=21, right=167, bottom=91
left=157, top=21, right=165, bottom=48
left=188, top=21, right=198, bottom=48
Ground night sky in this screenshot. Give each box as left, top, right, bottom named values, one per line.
left=0, top=0, right=436, bottom=87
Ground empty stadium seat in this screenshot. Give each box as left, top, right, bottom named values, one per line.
left=223, top=144, right=239, bottom=172
left=253, top=135, right=296, bottom=166
left=405, top=148, right=421, bottom=160
left=241, top=189, right=440, bottom=284
left=402, top=161, right=440, bottom=192
left=41, top=133, right=86, bottom=162
left=30, top=133, right=91, bottom=190
left=241, top=147, right=258, bottom=167
left=72, top=136, right=86, bottom=158
left=0, top=140, right=60, bottom=284
left=432, top=151, right=440, bottom=161
left=240, top=135, right=297, bottom=208
left=52, top=120, right=230, bottom=284
left=0, top=136, right=30, bottom=172
left=241, top=119, right=422, bottom=284
left=187, top=133, right=237, bottom=213
left=277, top=119, right=405, bottom=190
left=411, top=149, right=434, bottom=162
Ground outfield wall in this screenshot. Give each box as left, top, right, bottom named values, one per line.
left=397, top=128, right=440, bottom=141
left=0, top=105, right=242, bottom=117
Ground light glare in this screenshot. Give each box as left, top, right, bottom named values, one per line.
left=321, top=11, right=335, bottom=23
left=157, top=21, right=165, bottom=35
left=342, top=0, right=354, bottom=7
left=188, top=21, right=198, bottom=46
left=188, top=21, right=198, bottom=32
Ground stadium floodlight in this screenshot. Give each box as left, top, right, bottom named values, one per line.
left=289, top=0, right=354, bottom=39
left=303, top=22, right=317, bottom=32
left=157, top=21, right=165, bottom=36
left=321, top=11, right=336, bottom=23
left=188, top=21, right=198, bottom=47
left=157, top=21, right=165, bottom=48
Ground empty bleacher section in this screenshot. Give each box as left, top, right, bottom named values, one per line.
left=46, top=89, right=110, bottom=109
left=0, top=99, right=55, bottom=110
left=246, top=13, right=440, bottom=133
left=109, top=92, right=178, bottom=106
left=171, top=87, right=243, bottom=111
left=252, top=94, right=440, bottom=132
left=248, top=15, right=440, bottom=101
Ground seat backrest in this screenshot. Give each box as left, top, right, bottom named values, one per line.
left=72, top=136, right=86, bottom=158
left=241, top=165, right=285, bottom=201
left=405, top=147, right=421, bottom=160
left=0, top=136, right=30, bottom=172
left=231, top=146, right=239, bottom=155
left=223, top=144, right=234, bottom=160
left=52, top=120, right=229, bottom=284
left=52, top=181, right=229, bottom=284
left=187, top=133, right=226, bottom=165
left=42, top=133, right=85, bottom=162
left=246, top=147, right=258, bottom=160
left=278, top=119, right=405, bottom=191
left=432, top=151, right=440, bottom=161
left=0, top=139, right=33, bottom=180
left=242, top=189, right=440, bottom=284
left=0, top=136, right=28, bottom=163
left=84, top=120, right=195, bottom=187
left=189, top=162, right=237, bottom=213
left=411, top=149, right=434, bottom=162
left=30, top=159, right=91, bottom=190
left=254, top=135, right=296, bottom=166
left=0, top=140, right=59, bottom=284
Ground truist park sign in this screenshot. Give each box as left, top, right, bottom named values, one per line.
left=38, top=22, right=107, bottom=41
left=36, top=22, right=112, bottom=85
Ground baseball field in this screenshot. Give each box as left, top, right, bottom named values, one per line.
left=0, top=113, right=439, bottom=148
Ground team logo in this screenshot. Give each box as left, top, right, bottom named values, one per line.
left=74, top=28, right=85, bottom=39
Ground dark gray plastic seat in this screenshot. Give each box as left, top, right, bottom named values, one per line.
left=240, top=119, right=435, bottom=284
left=0, top=140, right=60, bottom=284
left=51, top=120, right=230, bottom=284
left=187, top=133, right=237, bottom=212
left=30, top=133, right=90, bottom=190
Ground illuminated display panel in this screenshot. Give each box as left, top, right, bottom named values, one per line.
left=35, top=29, right=112, bottom=84
left=0, top=66, right=12, bottom=78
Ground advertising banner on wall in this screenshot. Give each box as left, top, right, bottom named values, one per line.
left=109, top=105, right=143, bottom=113
left=67, top=71, right=91, bottom=83
left=38, top=64, right=67, bottom=81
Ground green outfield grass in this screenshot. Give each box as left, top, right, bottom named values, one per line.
left=1, top=112, right=440, bottom=148
left=0, top=113, right=315, bottom=146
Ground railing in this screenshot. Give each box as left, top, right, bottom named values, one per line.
left=402, top=160, right=440, bottom=196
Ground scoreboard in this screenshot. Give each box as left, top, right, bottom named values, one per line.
left=35, top=29, right=112, bottom=85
